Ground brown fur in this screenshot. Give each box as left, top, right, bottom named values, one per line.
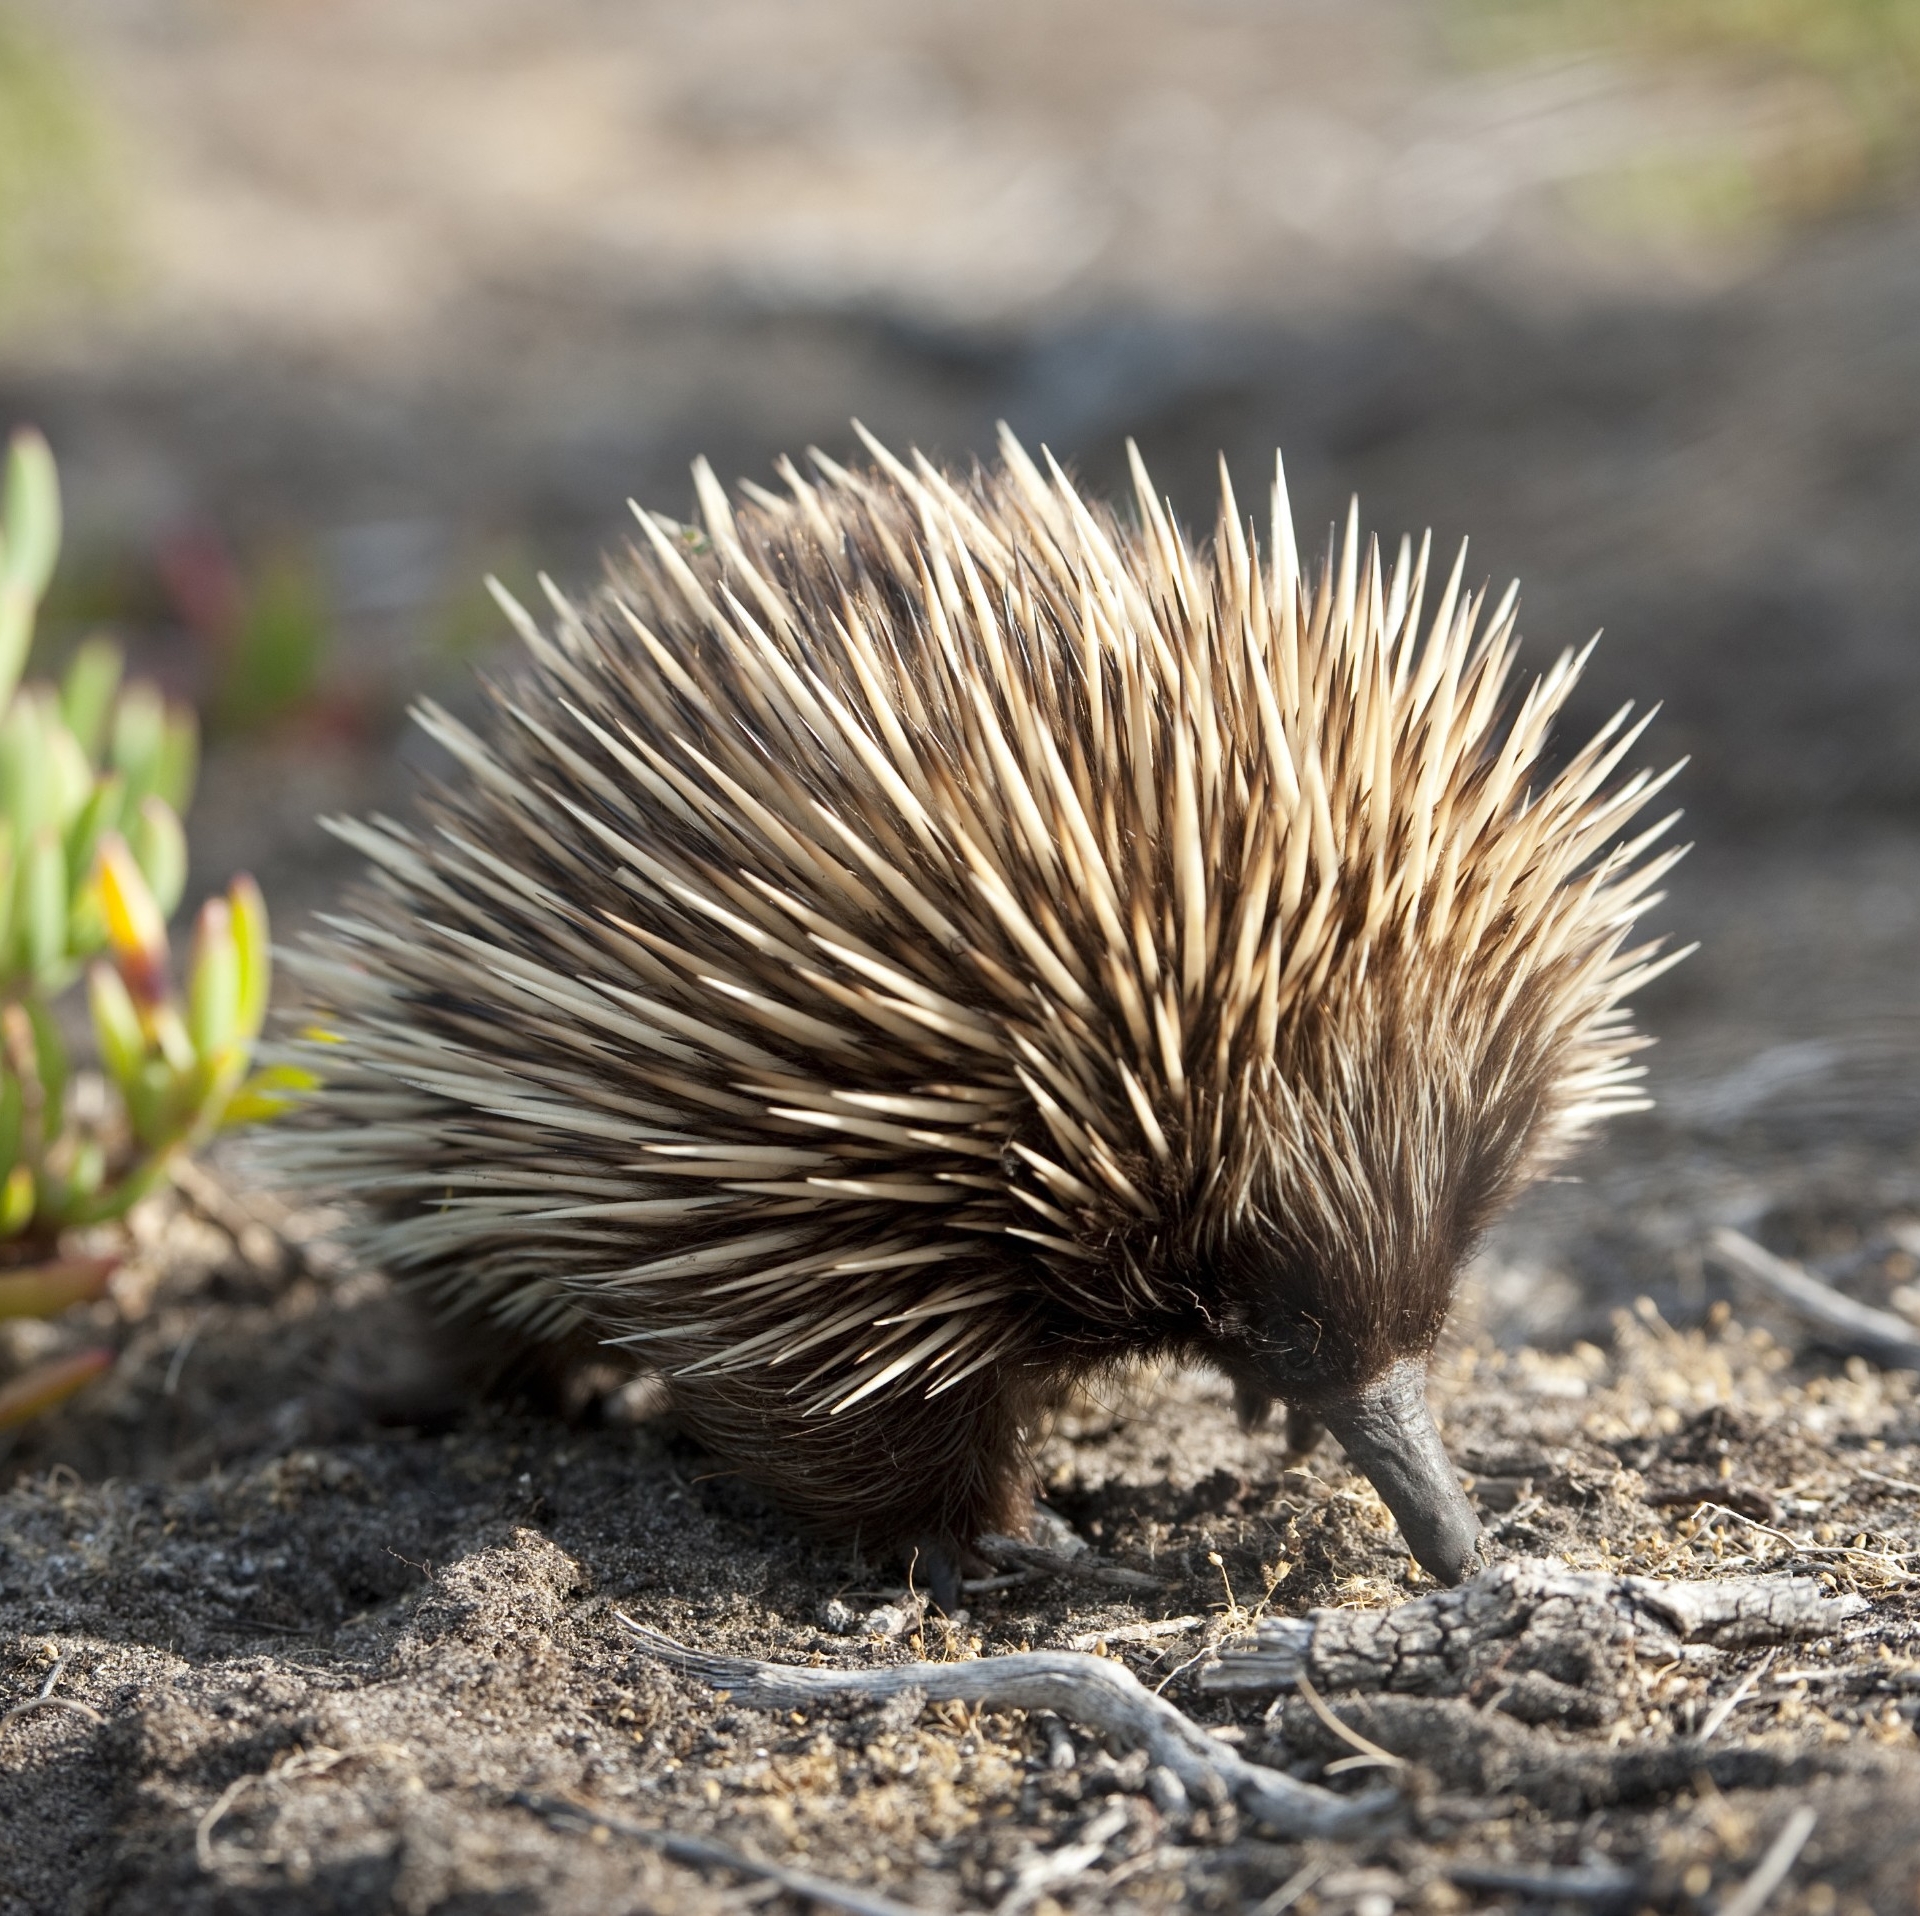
left=268, top=430, right=1682, bottom=1558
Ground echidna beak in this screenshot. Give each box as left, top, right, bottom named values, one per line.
left=1319, top=1360, right=1481, bottom=1587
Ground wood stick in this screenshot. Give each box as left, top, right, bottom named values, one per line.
left=975, top=1533, right=1171, bottom=1590
left=1709, top=1228, right=1920, bottom=1370
left=1448, top=1861, right=1637, bottom=1907
left=1198, top=1558, right=1868, bottom=1697
left=614, top=1613, right=1395, bottom=1837
left=1717, top=1805, right=1818, bottom=1916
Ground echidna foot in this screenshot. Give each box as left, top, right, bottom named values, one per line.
left=909, top=1537, right=990, bottom=1612
left=1282, top=1405, right=1326, bottom=1461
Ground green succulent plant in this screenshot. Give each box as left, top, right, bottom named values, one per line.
left=0, top=426, right=294, bottom=1432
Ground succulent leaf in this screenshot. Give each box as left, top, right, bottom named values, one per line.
left=0, top=693, right=48, bottom=839
left=124, top=1056, right=169, bottom=1150
left=109, top=680, right=165, bottom=809
left=0, top=1347, right=111, bottom=1429
left=0, top=430, right=281, bottom=1411
left=18, top=825, right=65, bottom=984
left=0, top=587, right=31, bottom=717
left=186, top=1041, right=249, bottom=1143
left=60, top=636, right=122, bottom=763
left=54, top=1135, right=106, bottom=1208
left=0, top=1163, right=33, bottom=1237
left=148, top=1001, right=196, bottom=1079
left=0, top=1065, right=20, bottom=1169
left=24, top=996, right=67, bottom=1145
left=187, top=897, right=239, bottom=1057
left=97, top=832, right=168, bottom=1002
left=0, top=820, right=16, bottom=965
left=87, top=960, right=143, bottom=1094
left=130, top=794, right=187, bottom=920
left=0, top=429, right=58, bottom=708
left=154, top=702, right=199, bottom=815
left=65, top=767, right=122, bottom=893
left=229, top=874, right=269, bottom=1039
left=0, top=428, right=60, bottom=607
left=46, top=713, right=91, bottom=829
left=0, top=1255, right=112, bottom=1319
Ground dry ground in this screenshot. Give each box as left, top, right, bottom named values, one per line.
left=2, top=1140, right=1918, bottom=1915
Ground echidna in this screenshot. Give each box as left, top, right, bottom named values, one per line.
left=275, top=427, right=1684, bottom=1591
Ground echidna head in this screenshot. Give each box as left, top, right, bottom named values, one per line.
left=1188, top=962, right=1574, bottom=1585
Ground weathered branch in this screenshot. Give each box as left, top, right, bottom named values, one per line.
left=1709, top=1228, right=1920, bottom=1370
left=974, top=1534, right=1171, bottom=1590
left=1446, top=1860, right=1639, bottom=1908
left=614, top=1613, right=1394, bottom=1838
left=1718, top=1805, right=1818, bottom=1916
left=1198, top=1558, right=1869, bottom=1697
left=1628, top=1571, right=1866, bottom=1644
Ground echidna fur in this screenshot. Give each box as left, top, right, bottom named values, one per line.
left=269, top=426, right=1685, bottom=1588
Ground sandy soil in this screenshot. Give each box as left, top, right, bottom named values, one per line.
left=2, top=1163, right=1919, bottom=1914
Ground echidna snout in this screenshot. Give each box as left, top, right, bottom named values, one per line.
left=1230, top=1356, right=1478, bottom=1586
left=275, top=426, right=1684, bottom=1589
left=1319, top=1364, right=1480, bottom=1585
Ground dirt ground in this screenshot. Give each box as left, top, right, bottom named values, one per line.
left=2, top=1162, right=1919, bottom=1915
left=5, top=1, right=1920, bottom=1910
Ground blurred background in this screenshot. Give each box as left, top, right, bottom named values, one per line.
left=6, top=0, right=1920, bottom=1343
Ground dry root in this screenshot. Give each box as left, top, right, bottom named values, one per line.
left=614, top=1612, right=1396, bottom=1838
left=1710, top=1227, right=1920, bottom=1371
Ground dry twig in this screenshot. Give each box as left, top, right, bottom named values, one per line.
left=615, top=1613, right=1395, bottom=1837
left=1697, top=1646, right=1777, bottom=1742
left=1251, top=1857, right=1327, bottom=1916
left=1, top=1653, right=103, bottom=1735
left=975, top=1534, right=1170, bottom=1590
left=991, top=1803, right=1128, bottom=1916
left=1717, top=1806, right=1818, bottom=1916
left=1065, top=1615, right=1202, bottom=1651
left=1857, top=1467, right=1920, bottom=1496
left=0, top=1694, right=103, bottom=1733
left=1709, top=1229, right=1920, bottom=1369
left=1447, top=1860, right=1638, bottom=1908
left=1287, top=1670, right=1406, bottom=1775
left=196, top=1745, right=413, bottom=1874
left=1198, top=1558, right=1869, bottom=1697
left=195, top=1774, right=260, bottom=1871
